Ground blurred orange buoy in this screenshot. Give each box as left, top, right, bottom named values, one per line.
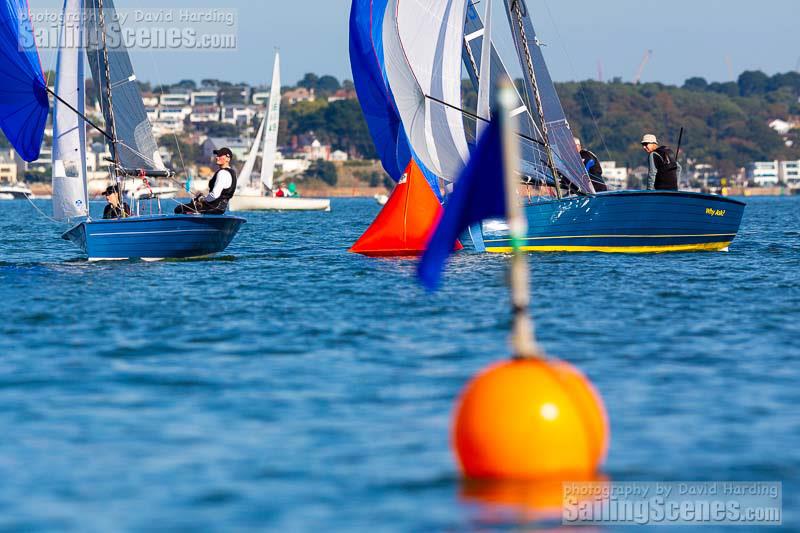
left=453, top=358, right=609, bottom=479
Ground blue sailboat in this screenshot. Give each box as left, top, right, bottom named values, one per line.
left=375, top=0, right=745, bottom=253
left=2, top=0, right=244, bottom=261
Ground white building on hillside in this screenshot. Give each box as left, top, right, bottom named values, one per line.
left=600, top=161, right=628, bottom=190
left=747, top=161, right=780, bottom=186
left=780, top=160, right=800, bottom=188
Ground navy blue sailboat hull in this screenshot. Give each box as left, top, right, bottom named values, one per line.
left=62, top=214, right=246, bottom=260
left=484, top=191, right=745, bottom=253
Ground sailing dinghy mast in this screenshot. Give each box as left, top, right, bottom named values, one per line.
left=95, top=0, right=121, bottom=181
left=508, top=0, right=561, bottom=199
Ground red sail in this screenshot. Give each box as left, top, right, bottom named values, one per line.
left=349, top=160, right=463, bottom=257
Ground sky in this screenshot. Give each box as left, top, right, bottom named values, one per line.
left=33, top=0, right=800, bottom=87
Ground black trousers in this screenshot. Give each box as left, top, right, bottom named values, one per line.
left=174, top=198, right=227, bottom=215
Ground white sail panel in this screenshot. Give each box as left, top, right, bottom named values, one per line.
left=475, top=0, right=492, bottom=139
left=260, top=52, right=281, bottom=192
left=52, top=0, right=88, bottom=221
left=383, top=0, right=470, bottom=181
left=238, top=114, right=266, bottom=188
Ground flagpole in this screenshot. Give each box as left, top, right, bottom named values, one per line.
left=498, top=79, right=542, bottom=360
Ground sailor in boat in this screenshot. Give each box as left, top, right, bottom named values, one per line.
left=175, top=148, right=238, bottom=214
left=574, top=138, right=608, bottom=192
left=642, top=134, right=681, bottom=191
left=102, top=185, right=131, bottom=219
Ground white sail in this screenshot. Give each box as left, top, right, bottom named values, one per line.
left=260, top=52, right=281, bottom=192
left=238, top=113, right=266, bottom=188
left=383, top=0, right=470, bottom=181
left=52, top=0, right=88, bottom=221
left=475, top=0, right=492, bottom=139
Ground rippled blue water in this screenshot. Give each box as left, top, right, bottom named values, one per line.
left=0, top=196, right=797, bottom=531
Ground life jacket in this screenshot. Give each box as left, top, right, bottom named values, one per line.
left=207, top=167, right=238, bottom=210
left=580, top=149, right=607, bottom=192
left=653, top=146, right=678, bottom=190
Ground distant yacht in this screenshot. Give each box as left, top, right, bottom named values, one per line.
left=229, top=51, right=331, bottom=212
left=0, top=183, right=34, bottom=200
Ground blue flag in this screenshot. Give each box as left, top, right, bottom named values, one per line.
left=417, top=118, right=506, bottom=291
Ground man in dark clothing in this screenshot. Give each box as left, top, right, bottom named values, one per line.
left=641, top=134, right=681, bottom=190
left=574, top=137, right=608, bottom=192
left=102, top=184, right=131, bottom=219
left=175, top=147, right=238, bottom=215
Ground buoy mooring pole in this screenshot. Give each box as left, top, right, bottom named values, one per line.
left=452, top=79, right=610, bottom=481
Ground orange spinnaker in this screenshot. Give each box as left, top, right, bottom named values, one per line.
left=349, top=160, right=463, bottom=257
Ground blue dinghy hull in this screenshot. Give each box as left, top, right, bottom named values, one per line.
left=62, top=214, right=246, bottom=260
left=484, top=191, right=745, bottom=253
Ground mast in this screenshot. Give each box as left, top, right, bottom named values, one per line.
left=96, top=0, right=120, bottom=175
left=508, top=0, right=561, bottom=199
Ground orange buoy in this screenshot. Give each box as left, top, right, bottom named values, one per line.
left=453, top=358, right=609, bottom=479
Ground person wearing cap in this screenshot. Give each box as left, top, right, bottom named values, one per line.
left=574, top=138, right=607, bottom=192
left=102, top=184, right=131, bottom=219
left=175, top=147, right=238, bottom=214
left=641, top=134, right=681, bottom=190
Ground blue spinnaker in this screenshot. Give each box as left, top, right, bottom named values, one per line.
left=0, top=0, right=49, bottom=162
left=349, top=0, right=441, bottom=199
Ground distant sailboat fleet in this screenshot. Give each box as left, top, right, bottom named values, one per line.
left=0, top=0, right=745, bottom=262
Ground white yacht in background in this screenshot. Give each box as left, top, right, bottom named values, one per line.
left=0, top=183, right=34, bottom=200
left=229, top=51, right=331, bottom=212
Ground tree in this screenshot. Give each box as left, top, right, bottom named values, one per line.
left=307, top=160, right=337, bottom=186
left=738, top=70, right=770, bottom=97
left=202, top=122, right=239, bottom=138
left=316, top=75, right=341, bottom=93
left=683, top=77, right=708, bottom=91
left=297, top=73, right=319, bottom=90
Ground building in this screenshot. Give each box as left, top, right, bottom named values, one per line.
left=141, top=93, right=159, bottom=107
left=330, top=150, right=349, bottom=162
left=201, top=137, right=251, bottom=161
left=299, top=139, right=330, bottom=161
left=160, top=92, right=191, bottom=107
left=599, top=161, right=628, bottom=190
left=283, top=87, right=315, bottom=105
left=190, top=105, right=222, bottom=123
left=252, top=91, right=270, bottom=106
left=190, top=91, right=218, bottom=107
left=780, top=160, right=800, bottom=188
left=0, top=151, right=18, bottom=182
left=327, top=89, right=357, bottom=103
left=221, top=105, right=256, bottom=126
left=769, top=119, right=793, bottom=136
left=747, top=161, right=780, bottom=186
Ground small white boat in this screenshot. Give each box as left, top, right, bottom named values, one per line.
left=230, top=194, right=331, bottom=212
left=0, top=184, right=33, bottom=199
left=374, top=193, right=388, bottom=206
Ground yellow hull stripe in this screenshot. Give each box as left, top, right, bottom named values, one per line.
left=484, top=233, right=737, bottom=243
left=485, top=242, right=733, bottom=254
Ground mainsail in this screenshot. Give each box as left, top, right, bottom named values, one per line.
left=52, top=0, right=88, bottom=220
left=383, top=0, right=470, bottom=181
left=260, top=52, right=281, bottom=192
left=502, top=0, right=592, bottom=193
left=0, top=0, right=49, bottom=162
left=238, top=113, right=266, bottom=187
left=85, top=0, right=165, bottom=171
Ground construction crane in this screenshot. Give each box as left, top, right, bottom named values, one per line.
left=634, top=50, right=653, bottom=84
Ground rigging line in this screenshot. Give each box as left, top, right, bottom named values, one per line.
left=424, top=94, right=546, bottom=147
left=24, top=194, right=66, bottom=225
left=510, top=0, right=560, bottom=199
left=45, top=86, right=113, bottom=142
left=144, top=45, right=189, bottom=184
left=541, top=0, right=612, bottom=162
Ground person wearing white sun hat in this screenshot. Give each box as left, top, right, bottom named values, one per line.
left=641, top=134, right=681, bottom=190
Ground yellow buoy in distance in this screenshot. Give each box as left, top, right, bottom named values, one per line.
left=453, top=358, right=609, bottom=479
